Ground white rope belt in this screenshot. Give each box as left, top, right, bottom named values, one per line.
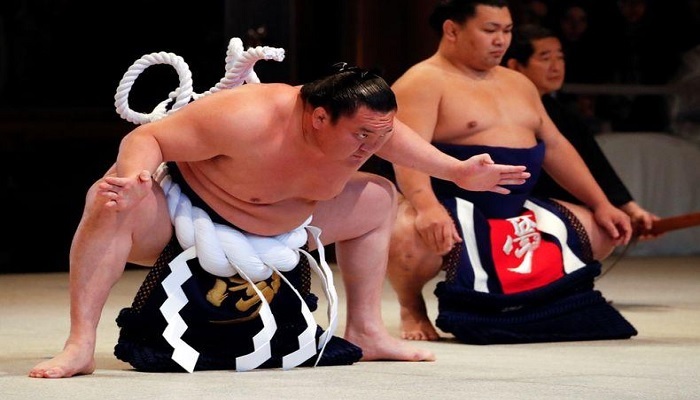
left=155, top=164, right=338, bottom=372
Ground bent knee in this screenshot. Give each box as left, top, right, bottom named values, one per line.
left=83, top=180, right=110, bottom=216
left=388, top=241, right=443, bottom=281
left=355, top=172, right=399, bottom=216
left=364, top=172, right=398, bottom=202
left=590, top=237, right=616, bottom=261
left=556, top=200, right=618, bottom=261
left=390, top=221, right=441, bottom=271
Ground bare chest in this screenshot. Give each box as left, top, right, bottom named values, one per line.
left=434, top=81, right=541, bottom=145
left=197, top=154, right=352, bottom=205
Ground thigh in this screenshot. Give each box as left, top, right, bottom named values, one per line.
left=127, top=183, right=174, bottom=265
left=310, top=172, right=397, bottom=247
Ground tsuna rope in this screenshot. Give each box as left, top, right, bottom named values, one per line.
left=114, top=37, right=285, bottom=124
left=114, top=38, right=337, bottom=372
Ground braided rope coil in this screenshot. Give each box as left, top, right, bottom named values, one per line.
left=114, top=37, right=285, bottom=124
left=157, top=165, right=308, bottom=281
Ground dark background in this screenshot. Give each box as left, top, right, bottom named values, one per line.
left=1, top=0, right=699, bottom=272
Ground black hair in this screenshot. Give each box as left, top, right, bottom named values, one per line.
left=429, top=0, right=510, bottom=35
left=299, top=63, right=397, bottom=124
left=502, top=24, right=557, bottom=66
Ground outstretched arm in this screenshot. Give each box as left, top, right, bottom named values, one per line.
left=377, top=118, right=530, bottom=193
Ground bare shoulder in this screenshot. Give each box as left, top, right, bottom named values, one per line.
left=393, top=59, right=446, bottom=91
left=160, top=83, right=297, bottom=147
left=497, top=66, right=529, bottom=82
left=194, top=83, right=295, bottom=112
left=185, top=83, right=296, bottom=126
left=494, top=66, right=539, bottom=95
left=392, top=59, right=447, bottom=108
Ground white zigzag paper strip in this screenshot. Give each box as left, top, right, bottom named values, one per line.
left=303, top=226, right=339, bottom=365
left=266, top=263, right=317, bottom=370
left=231, top=266, right=277, bottom=372
left=160, top=247, right=200, bottom=372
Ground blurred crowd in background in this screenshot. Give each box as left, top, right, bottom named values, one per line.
left=510, top=0, right=700, bottom=140
left=2, top=0, right=700, bottom=138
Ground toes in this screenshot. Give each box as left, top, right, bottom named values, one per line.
left=402, top=331, right=424, bottom=341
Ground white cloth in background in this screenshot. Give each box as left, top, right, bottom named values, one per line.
left=596, top=132, right=700, bottom=256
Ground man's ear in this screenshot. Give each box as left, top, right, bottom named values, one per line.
left=443, top=20, right=460, bottom=41
left=506, top=58, right=522, bottom=71
left=311, top=107, right=329, bottom=129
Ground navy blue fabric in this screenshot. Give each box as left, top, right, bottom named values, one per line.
left=431, top=142, right=545, bottom=218
left=435, top=265, right=638, bottom=344
left=114, top=240, right=362, bottom=371
left=430, top=142, right=636, bottom=344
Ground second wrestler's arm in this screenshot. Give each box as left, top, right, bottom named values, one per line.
left=386, top=71, right=447, bottom=208
left=389, top=73, right=462, bottom=253
left=537, top=103, right=632, bottom=243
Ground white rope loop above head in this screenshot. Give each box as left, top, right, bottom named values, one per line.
left=203, top=37, right=286, bottom=96
left=114, top=52, right=193, bottom=125
left=114, top=38, right=285, bottom=124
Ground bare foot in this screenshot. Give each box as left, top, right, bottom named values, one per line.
left=399, top=305, right=441, bottom=341
left=28, top=343, right=96, bottom=379
left=345, top=329, right=435, bottom=362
